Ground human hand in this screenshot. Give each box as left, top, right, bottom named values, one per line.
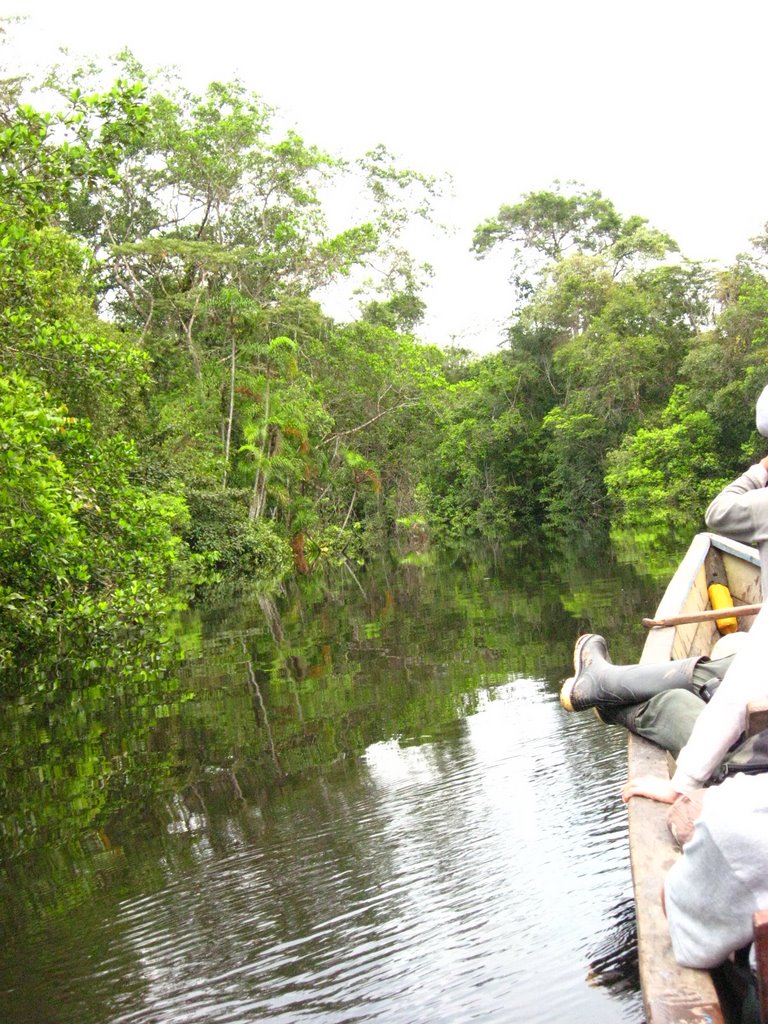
left=621, top=774, right=679, bottom=804
left=760, top=455, right=768, bottom=472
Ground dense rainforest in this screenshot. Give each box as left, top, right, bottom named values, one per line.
left=3, top=40, right=768, bottom=672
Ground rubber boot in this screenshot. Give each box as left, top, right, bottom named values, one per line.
left=559, top=634, right=701, bottom=712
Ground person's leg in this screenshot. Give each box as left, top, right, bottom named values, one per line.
left=584, top=654, right=735, bottom=756
left=560, top=634, right=703, bottom=713
left=690, top=654, right=734, bottom=700
left=599, top=691, right=705, bottom=758
left=561, top=634, right=736, bottom=711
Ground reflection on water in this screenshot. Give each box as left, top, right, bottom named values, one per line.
left=0, top=537, right=667, bottom=1023
left=587, top=897, right=641, bottom=995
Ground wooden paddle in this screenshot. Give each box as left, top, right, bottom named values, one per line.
left=642, top=603, right=762, bottom=629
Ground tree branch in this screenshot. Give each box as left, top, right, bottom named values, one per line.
left=322, top=398, right=418, bottom=443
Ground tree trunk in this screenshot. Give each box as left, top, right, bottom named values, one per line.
left=248, top=377, right=270, bottom=521
left=222, top=332, right=236, bottom=487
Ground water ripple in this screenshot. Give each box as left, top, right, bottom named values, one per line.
left=1, top=681, right=641, bottom=1024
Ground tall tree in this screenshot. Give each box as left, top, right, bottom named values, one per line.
left=463, top=183, right=708, bottom=532
left=0, top=70, right=191, bottom=664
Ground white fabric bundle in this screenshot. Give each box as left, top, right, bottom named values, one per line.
left=756, top=384, right=768, bottom=437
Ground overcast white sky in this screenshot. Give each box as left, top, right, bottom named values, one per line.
left=4, top=0, right=768, bottom=353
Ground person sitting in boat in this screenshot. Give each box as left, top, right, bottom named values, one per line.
left=560, top=599, right=768, bottom=804
left=663, top=770, right=768, bottom=1024
left=704, top=385, right=768, bottom=595
left=561, top=386, right=768, bottom=800
left=705, top=453, right=768, bottom=599
left=663, top=771, right=768, bottom=966
left=562, top=615, right=768, bottom=1018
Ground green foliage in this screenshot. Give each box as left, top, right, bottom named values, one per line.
left=604, top=252, right=768, bottom=542
left=0, top=372, right=189, bottom=663
left=605, top=387, right=724, bottom=535
left=0, top=65, right=194, bottom=666
left=430, top=188, right=705, bottom=538
left=303, top=319, right=447, bottom=544
left=421, top=353, right=547, bottom=542
left=472, top=180, right=677, bottom=299
left=466, top=187, right=713, bottom=532
left=184, top=489, right=292, bottom=583
left=5, top=33, right=768, bottom=675
left=47, top=57, right=447, bottom=591
left=540, top=405, right=611, bottom=523
left=472, top=182, right=624, bottom=261
left=0, top=232, right=150, bottom=434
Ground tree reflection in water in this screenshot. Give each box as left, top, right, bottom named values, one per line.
left=0, top=534, right=675, bottom=1024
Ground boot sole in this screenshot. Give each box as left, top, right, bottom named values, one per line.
left=559, top=634, right=597, bottom=712
left=560, top=676, right=577, bottom=711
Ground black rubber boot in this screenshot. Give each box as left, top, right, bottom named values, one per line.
left=559, top=634, right=701, bottom=712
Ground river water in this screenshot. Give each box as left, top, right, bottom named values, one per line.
left=0, top=535, right=674, bottom=1024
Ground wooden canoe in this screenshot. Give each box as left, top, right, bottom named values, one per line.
left=629, top=531, right=762, bottom=1024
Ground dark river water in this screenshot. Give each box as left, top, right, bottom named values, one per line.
left=0, top=534, right=675, bottom=1024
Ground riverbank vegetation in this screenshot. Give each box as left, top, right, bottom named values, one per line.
left=3, top=36, right=768, bottom=668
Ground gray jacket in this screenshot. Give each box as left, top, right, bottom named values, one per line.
left=664, top=773, right=768, bottom=969
left=704, top=462, right=768, bottom=597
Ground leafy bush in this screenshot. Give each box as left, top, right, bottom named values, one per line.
left=184, top=489, right=292, bottom=584
left=0, top=372, right=191, bottom=664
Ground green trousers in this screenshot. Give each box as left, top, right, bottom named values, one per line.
left=601, top=655, right=735, bottom=758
